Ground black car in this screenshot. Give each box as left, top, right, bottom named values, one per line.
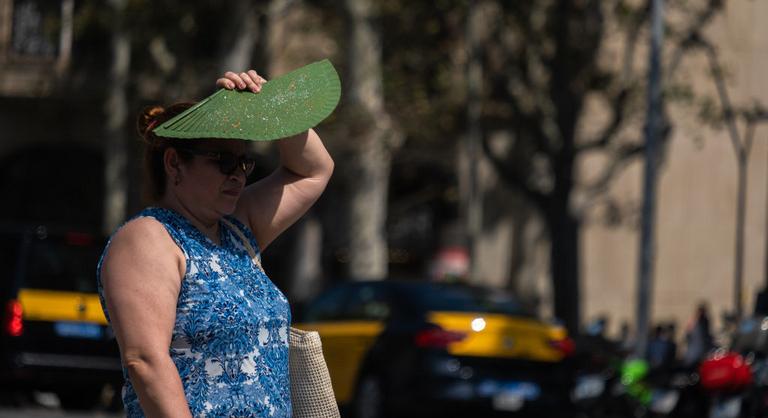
left=0, top=223, right=122, bottom=409
left=294, top=280, right=577, bottom=418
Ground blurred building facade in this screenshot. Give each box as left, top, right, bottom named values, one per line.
left=463, top=0, right=768, bottom=340
left=0, top=0, right=107, bottom=229
left=580, top=0, right=768, bottom=337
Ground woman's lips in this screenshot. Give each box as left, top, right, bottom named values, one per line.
left=222, top=188, right=241, bottom=197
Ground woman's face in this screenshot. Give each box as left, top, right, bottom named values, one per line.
left=173, top=139, right=251, bottom=219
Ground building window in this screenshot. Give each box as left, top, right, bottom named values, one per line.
left=11, top=0, right=60, bottom=58
left=0, top=0, right=73, bottom=96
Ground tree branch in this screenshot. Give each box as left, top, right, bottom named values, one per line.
left=581, top=142, right=645, bottom=200
left=579, top=0, right=724, bottom=195
left=489, top=70, right=555, bottom=157
left=667, top=0, right=723, bottom=77
left=480, top=134, right=549, bottom=211
left=697, top=37, right=744, bottom=159
left=577, top=1, right=648, bottom=153
left=619, top=1, right=649, bottom=85
left=577, top=88, right=630, bottom=152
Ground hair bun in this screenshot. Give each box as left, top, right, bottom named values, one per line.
left=137, top=105, right=166, bottom=140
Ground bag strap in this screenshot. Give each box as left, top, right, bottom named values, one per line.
left=220, top=217, right=264, bottom=273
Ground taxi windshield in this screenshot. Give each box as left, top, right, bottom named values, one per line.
left=21, top=232, right=101, bottom=293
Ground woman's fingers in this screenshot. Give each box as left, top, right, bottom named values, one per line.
left=248, top=70, right=267, bottom=84
left=216, top=77, right=236, bottom=89
left=216, top=71, right=242, bottom=90
left=242, top=71, right=267, bottom=93
left=217, top=70, right=267, bottom=92
left=239, top=72, right=259, bottom=93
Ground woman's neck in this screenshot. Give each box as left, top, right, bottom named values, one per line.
left=158, top=194, right=221, bottom=245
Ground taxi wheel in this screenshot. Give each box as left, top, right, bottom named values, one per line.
left=0, top=389, right=32, bottom=407
left=56, top=384, right=103, bottom=410
left=354, top=374, right=387, bottom=418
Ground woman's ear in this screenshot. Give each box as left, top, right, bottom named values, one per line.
left=164, top=147, right=187, bottom=187
left=163, top=147, right=181, bottom=178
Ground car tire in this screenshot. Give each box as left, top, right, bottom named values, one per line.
left=0, top=389, right=32, bottom=407
left=354, top=374, right=388, bottom=418
left=56, top=384, right=103, bottom=410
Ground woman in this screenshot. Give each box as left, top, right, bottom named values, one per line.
left=97, top=69, right=334, bottom=417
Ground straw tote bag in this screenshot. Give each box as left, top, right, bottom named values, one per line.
left=222, top=219, right=341, bottom=418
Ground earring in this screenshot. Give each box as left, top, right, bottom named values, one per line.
left=174, top=175, right=181, bottom=186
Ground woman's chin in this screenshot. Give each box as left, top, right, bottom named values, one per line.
left=216, top=201, right=239, bottom=216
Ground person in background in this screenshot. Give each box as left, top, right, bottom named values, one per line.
left=618, top=321, right=634, bottom=356
left=755, top=287, right=768, bottom=316
left=647, top=323, right=677, bottom=369
left=684, top=302, right=714, bottom=366
left=664, top=323, right=678, bottom=366
left=585, top=315, right=609, bottom=338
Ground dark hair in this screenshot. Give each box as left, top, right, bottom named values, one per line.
left=137, top=103, right=196, bottom=201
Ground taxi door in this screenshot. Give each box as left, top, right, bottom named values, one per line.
left=294, top=284, right=390, bottom=405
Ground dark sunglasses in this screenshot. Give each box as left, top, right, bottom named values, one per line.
left=175, top=146, right=256, bottom=177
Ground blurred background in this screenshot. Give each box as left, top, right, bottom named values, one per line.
left=1, top=0, right=768, bottom=416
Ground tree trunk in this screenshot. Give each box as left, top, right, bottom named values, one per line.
left=547, top=186, right=581, bottom=333
left=342, top=0, right=401, bottom=280
left=463, top=0, right=485, bottom=280
left=547, top=0, right=585, bottom=333
left=264, top=0, right=328, bottom=300
left=507, top=198, right=549, bottom=311
left=218, top=1, right=260, bottom=74
left=55, top=0, right=73, bottom=75
left=288, top=215, right=324, bottom=303
left=347, top=138, right=391, bottom=279
left=545, top=168, right=582, bottom=333
left=103, top=0, right=130, bottom=235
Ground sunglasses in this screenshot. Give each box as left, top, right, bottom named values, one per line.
left=175, top=146, right=256, bottom=177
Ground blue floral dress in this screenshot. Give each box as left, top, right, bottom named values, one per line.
left=97, top=207, right=291, bottom=417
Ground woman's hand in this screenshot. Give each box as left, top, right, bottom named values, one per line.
left=216, top=70, right=267, bottom=93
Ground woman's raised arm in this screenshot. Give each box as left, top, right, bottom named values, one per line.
left=217, top=69, right=334, bottom=250
left=236, top=128, right=334, bottom=250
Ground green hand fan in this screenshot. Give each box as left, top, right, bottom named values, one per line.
left=153, top=59, right=341, bottom=141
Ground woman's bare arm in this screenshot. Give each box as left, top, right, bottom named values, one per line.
left=216, top=68, right=334, bottom=250
left=236, top=128, right=334, bottom=250
left=100, top=217, right=192, bottom=418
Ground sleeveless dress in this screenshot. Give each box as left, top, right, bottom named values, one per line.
left=96, top=207, right=292, bottom=417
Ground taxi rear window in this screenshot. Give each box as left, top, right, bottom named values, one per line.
left=21, top=232, right=101, bottom=293
left=409, top=284, right=532, bottom=317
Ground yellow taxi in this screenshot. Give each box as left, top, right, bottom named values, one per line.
left=294, top=280, right=576, bottom=418
left=0, top=224, right=121, bottom=409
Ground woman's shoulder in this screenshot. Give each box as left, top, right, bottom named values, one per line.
left=116, top=215, right=168, bottom=240
left=101, top=215, right=185, bottom=279
left=100, top=215, right=186, bottom=292
left=110, top=207, right=178, bottom=242
left=107, top=215, right=180, bottom=260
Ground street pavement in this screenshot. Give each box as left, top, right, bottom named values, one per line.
left=0, top=409, right=123, bottom=418
left=0, top=392, right=123, bottom=418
